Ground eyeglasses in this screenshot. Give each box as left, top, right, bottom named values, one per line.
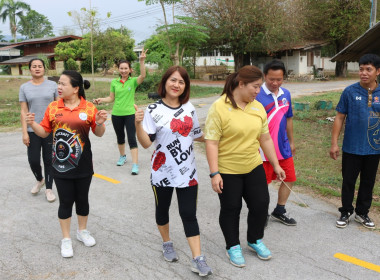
left=368, top=88, right=373, bottom=107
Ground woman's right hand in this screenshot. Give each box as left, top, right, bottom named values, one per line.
left=211, top=174, right=223, bottom=194
left=25, top=112, right=35, bottom=126
left=22, top=133, right=30, bottom=147
left=93, top=98, right=101, bottom=105
left=134, top=104, right=144, bottom=124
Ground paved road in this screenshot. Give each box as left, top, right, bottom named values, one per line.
left=1, top=79, right=379, bottom=279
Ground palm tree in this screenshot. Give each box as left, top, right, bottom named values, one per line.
left=0, top=0, right=30, bottom=42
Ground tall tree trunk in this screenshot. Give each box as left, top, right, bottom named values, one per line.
left=173, top=42, right=180, bottom=65
left=233, top=52, right=251, bottom=71
left=335, top=61, right=347, bottom=78
left=159, top=0, right=172, bottom=61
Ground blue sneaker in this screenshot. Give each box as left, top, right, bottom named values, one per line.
left=131, top=163, right=139, bottom=175
left=247, top=239, right=272, bottom=260
left=117, top=155, right=127, bottom=166
left=226, top=245, right=245, bottom=267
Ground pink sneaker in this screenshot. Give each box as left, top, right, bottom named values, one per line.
left=45, top=189, right=56, bottom=202
left=31, top=178, right=45, bottom=195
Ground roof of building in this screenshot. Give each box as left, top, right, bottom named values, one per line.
left=0, top=53, right=55, bottom=65
left=331, top=21, right=380, bottom=62
left=0, top=35, right=82, bottom=51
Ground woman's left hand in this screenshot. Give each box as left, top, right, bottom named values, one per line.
left=95, top=110, right=108, bottom=125
left=274, top=165, right=286, bottom=181
left=139, top=47, right=148, bottom=62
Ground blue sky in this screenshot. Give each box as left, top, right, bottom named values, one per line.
left=0, top=0, right=177, bottom=44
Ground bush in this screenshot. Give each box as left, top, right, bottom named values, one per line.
left=137, top=72, right=162, bottom=93
left=64, top=58, right=79, bottom=71
left=80, top=57, right=93, bottom=73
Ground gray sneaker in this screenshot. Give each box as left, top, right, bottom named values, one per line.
left=191, top=255, right=213, bottom=277
left=162, top=241, right=178, bottom=262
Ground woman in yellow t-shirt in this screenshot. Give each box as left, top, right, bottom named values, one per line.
left=205, top=65, right=285, bottom=268
left=94, top=48, right=147, bottom=175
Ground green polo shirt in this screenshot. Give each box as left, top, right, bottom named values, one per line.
left=110, top=77, right=138, bottom=116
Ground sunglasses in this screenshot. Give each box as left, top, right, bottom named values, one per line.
left=368, top=88, right=373, bottom=107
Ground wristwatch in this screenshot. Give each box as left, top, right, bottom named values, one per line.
left=209, top=171, right=220, bottom=178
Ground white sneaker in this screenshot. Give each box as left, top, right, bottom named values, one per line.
left=45, top=189, right=56, bottom=202
left=76, top=229, right=96, bottom=247
left=61, top=238, right=73, bottom=258
left=31, top=178, right=45, bottom=194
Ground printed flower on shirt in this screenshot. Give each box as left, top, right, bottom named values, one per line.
left=152, top=151, right=166, bottom=171
left=188, top=178, right=198, bottom=187
left=170, top=115, right=193, bottom=137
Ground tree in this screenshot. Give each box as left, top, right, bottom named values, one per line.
left=17, top=10, right=54, bottom=39
left=184, top=0, right=302, bottom=70
left=156, top=15, right=209, bottom=65
left=142, top=33, right=172, bottom=69
left=0, top=30, right=4, bottom=41
left=0, top=0, right=30, bottom=42
left=301, top=0, right=372, bottom=77
left=139, top=0, right=182, bottom=63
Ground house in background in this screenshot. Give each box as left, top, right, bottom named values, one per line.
left=0, top=35, right=82, bottom=76
left=0, top=42, right=21, bottom=63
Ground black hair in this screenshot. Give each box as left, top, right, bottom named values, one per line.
left=263, top=59, right=286, bottom=76
left=223, top=65, right=263, bottom=108
left=29, top=58, right=45, bottom=69
left=359, top=54, right=380, bottom=69
left=61, top=70, right=90, bottom=99
left=117, top=60, right=132, bottom=77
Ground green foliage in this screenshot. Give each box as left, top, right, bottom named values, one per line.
left=54, top=39, right=88, bottom=61
left=80, top=57, right=94, bottom=73
left=143, top=33, right=172, bottom=69
left=0, top=0, right=31, bottom=42
left=37, top=54, right=50, bottom=70
left=64, top=58, right=78, bottom=71
left=136, top=72, right=162, bottom=93
left=17, top=9, right=54, bottom=38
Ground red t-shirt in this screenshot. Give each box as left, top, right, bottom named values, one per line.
left=40, top=97, right=98, bottom=178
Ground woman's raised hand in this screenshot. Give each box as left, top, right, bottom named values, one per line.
left=139, top=47, right=148, bottom=62
left=134, top=104, right=144, bottom=124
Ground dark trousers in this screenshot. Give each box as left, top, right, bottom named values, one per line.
left=27, top=132, right=53, bottom=189
left=340, top=152, right=380, bottom=215
left=111, top=115, right=138, bottom=149
left=54, top=176, right=92, bottom=219
left=152, top=185, right=200, bottom=238
left=219, top=165, right=269, bottom=250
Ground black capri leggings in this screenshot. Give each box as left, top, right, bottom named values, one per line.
left=111, top=114, right=138, bottom=149
left=152, top=185, right=200, bottom=238
left=218, top=164, right=269, bottom=249
left=54, top=176, right=92, bottom=219
left=27, top=132, right=53, bottom=189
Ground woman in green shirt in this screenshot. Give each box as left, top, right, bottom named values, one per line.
left=94, top=48, right=147, bottom=174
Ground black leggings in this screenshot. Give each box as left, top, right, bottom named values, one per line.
left=218, top=165, right=269, bottom=249
left=54, top=176, right=92, bottom=219
left=111, top=114, right=138, bottom=149
left=27, top=132, right=53, bottom=189
left=152, top=185, right=200, bottom=238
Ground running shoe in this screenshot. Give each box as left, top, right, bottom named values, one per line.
left=131, top=163, right=139, bottom=175
left=271, top=211, right=297, bottom=226
left=354, top=214, right=375, bottom=229
left=45, top=189, right=56, bottom=202
left=247, top=239, right=272, bottom=260
left=116, top=155, right=127, bottom=166
left=162, top=241, right=178, bottom=262
left=76, top=229, right=96, bottom=247
left=191, top=255, right=213, bottom=276
left=31, top=178, right=45, bottom=194
left=226, top=245, right=245, bottom=267
left=61, top=238, right=73, bottom=258
left=336, top=212, right=351, bottom=228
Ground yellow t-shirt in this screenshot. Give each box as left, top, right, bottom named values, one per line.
left=205, top=95, right=269, bottom=174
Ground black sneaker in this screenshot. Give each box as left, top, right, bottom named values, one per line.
left=336, top=212, right=351, bottom=228
left=271, top=212, right=297, bottom=226
left=354, top=214, right=375, bottom=229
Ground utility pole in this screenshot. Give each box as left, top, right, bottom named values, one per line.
left=370, top=0, right=377, bottom=28
left=90, top=0, right=95, bottom=87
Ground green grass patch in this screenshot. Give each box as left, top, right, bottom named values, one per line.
left=293, top=91, right=380, bottom=210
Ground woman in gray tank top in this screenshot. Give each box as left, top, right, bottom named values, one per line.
left=19, top=58, right=58, bottom=202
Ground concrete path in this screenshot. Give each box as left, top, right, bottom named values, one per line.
left=0, top=78, right=379, bottom=280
